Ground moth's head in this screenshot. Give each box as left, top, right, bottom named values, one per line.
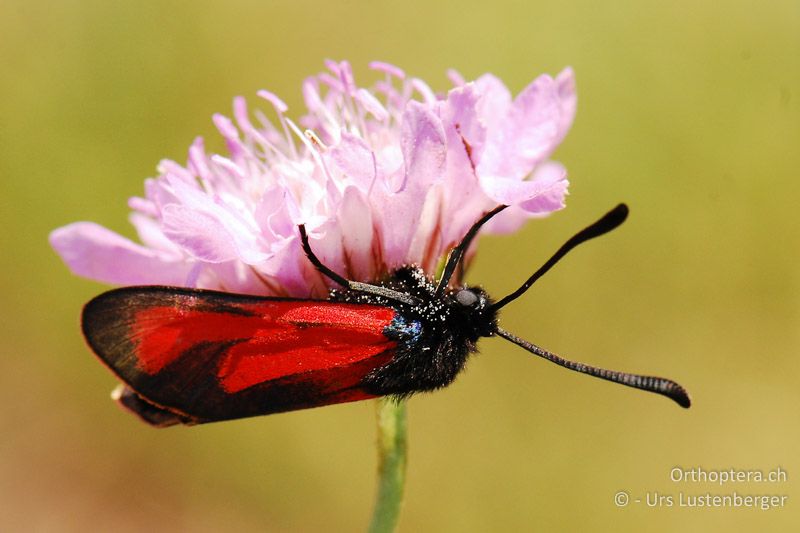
left=449, top=286, right=497, bottom=340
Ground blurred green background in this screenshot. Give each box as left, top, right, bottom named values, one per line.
left=2, top=0, right=798, bottom=531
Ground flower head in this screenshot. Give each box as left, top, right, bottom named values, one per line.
left=51, top=61, right=576, bottom=297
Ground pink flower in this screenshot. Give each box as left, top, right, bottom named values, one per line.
left=51, top=61, right=576, bottom=297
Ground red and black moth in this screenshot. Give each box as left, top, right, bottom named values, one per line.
left=82, top=203, right=691, bottom=427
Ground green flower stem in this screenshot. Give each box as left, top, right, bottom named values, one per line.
left=368, top=398, right=408, bottom=533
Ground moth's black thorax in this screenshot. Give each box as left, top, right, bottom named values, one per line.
left=329, top=266, right=498, bottom=397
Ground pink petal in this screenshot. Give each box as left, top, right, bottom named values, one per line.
left=405, top=183, right=445, bottom=272
left=50, top=223, right=192, bottom=286
left=129, top=212, right=181, bottom=253
left=474, top=74, right=512, bottom=133
left=482, top=164, right=568, bottom=233
left=555, top=67, right=577, bottom=143
left=306, top=219, right=346, bottom=281
left=438, top=85, right=493, bottom=248
left=400, top=102, right=447, bottom=191
left=161, top=178, right=271, bottom=264
left=337, top=187, right=376, bottom=281
left=145, top=175, right=181, bottom=215
left=161, top=202, right=271, bottom=265
left=479, top=161, right=568, bottom=211
left=266, top=238, right=328, bottom=298
left=161, top=205, right=240, bottom=263
left=508, top=75, right=561, bottom=162
left=199, top=261, right=269, bottom=296
left=478, top=74, right=561, bottom=181
left=444, top=83, right=486, bottom=167
left=519, top=161, right=569, bottom=213
left=376, top=102, right=447, bottom=266
left=255, top=186, right=295, bottom=240
left=327, top=131, right=377, bottom=191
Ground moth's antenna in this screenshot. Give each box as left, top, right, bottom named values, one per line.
left=491, top=204, right=628, bottom=311
left=435, top=205, right=508, bottom=295
left=298, top=225, right=421, bottom=305
left=495, top=328, right=691, bottom=408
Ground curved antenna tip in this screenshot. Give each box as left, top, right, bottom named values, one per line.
left=612, top=203, right=629, bottom=220
left=671, top=387, right=692, bottom=409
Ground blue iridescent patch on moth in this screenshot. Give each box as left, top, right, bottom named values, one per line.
left=384, top=314, right=422, bottom=344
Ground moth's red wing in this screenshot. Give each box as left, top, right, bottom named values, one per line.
left=82, top=286, right=399, bottom=425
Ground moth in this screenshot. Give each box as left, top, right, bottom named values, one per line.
left=82, top=203, right=691, bottom=426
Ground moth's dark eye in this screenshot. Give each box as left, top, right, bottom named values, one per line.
left=455, top=289, right=479, bottom=307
